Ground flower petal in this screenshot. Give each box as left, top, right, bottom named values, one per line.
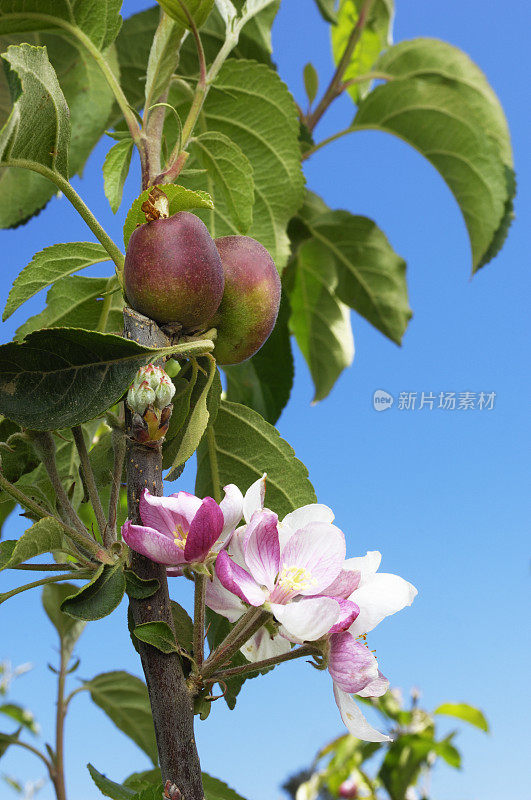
left=139, top=489, right=183, bottom=538
left=270, top=596, right=340, bottom=641
left=279, top=504, right=335, bottom=549
left=205, top=572, right=246, bottom=623
left=219, top=484, right=244, bottom=543
left=122, top=520, right=186, bottom=566
left=349, top=573, right=418, bottom=637
left=343, top=551, right=382, bottom=586
left=215, top=550, right=266, bottom=607
left=278, top=522, right=346, bottom=596
left=333, top=685, right=391, bottom=742
left=240, top=629, right=292, bottom=662
left=328, top=632, right=379, bottom=693
left=243, top=510, right=280, bottom=591
left=170, top=490, right=203, bottom=525
left=243, top=474, right=266, bottom=522
left=357, top=670, right=389, bottom=698
left=184, top=497, right=224, bottom=562
left=321, top=569, right=361, bottom=599
left=328, top=599, right=360, bottom=634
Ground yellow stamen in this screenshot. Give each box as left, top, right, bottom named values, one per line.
left=277, top=565, right=315, bottom=593
left=173, top=524, right=187, bottom=550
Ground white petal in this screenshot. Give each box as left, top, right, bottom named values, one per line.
left=349, top=573, right=418, bottom=637
left=205, top=573, right=246, bottom=623
left=270, top=597, right=340, bottom=641
left=343, top=551, right=382, bottom=587
left=243, top=474, right=267, bottom=522
left=219, top=484, right=244, bottom=540
left=333, top=684, right=391, bottom=742
left=228, top=526, right=247, bottom=568
left=240, top=629, right=292, bottom=662
left=279, top=504, right=335, bottom=549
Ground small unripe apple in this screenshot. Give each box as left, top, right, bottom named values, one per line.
left=124, top=211, right=224, bottom=329
left=210, top=236, right=281, bottom=365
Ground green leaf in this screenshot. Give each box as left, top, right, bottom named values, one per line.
left=0, top=33, right=115, bottom=228
left=0, top=518, right=65, bottom=572
left=332, top=0, right=394, bottom=102
left=61, top=564, right=126, bottom=621
left=434, top=702, right=489, bottom=732
left=353, top=46, right=514, bottom=271
left=133, top=621, right=178, bottom=654
left=43, top=582, right=86, bottom=661
left=0, top=731, right=20, bottom=761
left=196, top=400, right=316, bottom=518
left=15, top=276, right=124, bottom=340
left=313, top=0, right=338, bottom=24
left=124, top=570, right=159, bottom=600
left=144, top=13, right=184, bottom=114
left=104, top=140, right=134, bottom=214
left=168, top=59, right=304, bottom=269
left=0, top=417, right=39, bottom=483
left=88, top=764, right=135, bottom=800
left=378, top=735, right=434, bottom=800
left=224, top=293, right=294, bottom=423
left=203, top=773, right=248, bottom=800
left=171, top=600, right=194, bottom=652
left=3, top=242, right=111, bottom=322
left=123, top=769, right=161, bottom=791
left=115, top=9, right=158, bottom=109
left=303, top=62, right=319, bottom=106
left=0, top=45, right=69, bottom=180
left=0, top=704, right=38, bottom=735
left=192, top=131, right=254, bottom=233
left=123, top=184, right=214, bottom=247
left=433, top=736, right=461, bottom=768
left=0, top=0, right=122, bottom=51
left=0, top=541, right=16, bottom=569
left=0, top=327, right=211, bottom=431
left=289, top=238, right=354, bottom=402
left=163, top=359, right=221, bottom=478
left=85, top=671, right=157, bottom=765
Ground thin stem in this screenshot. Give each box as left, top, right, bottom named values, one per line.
left=3, top=739, right=52, bottom=772
left=11, top=563, right=78, bottom=571
left=302, top=125, right=356, bottom=161
left=0, top=572, right=92, bottom=604
left=206, top=425, right=221, bottom=504
left=72, top=426, right=108, bottom=540
left=306, top=0, right=377, bottom=131
left=341, top=70, right=393, bottom=90
left=211, top=644, right=320, bottom=681
left=52, top=647, right=68, bottom=800
left=107, top=427, right=126, bottom=546
left=96, top=278, right=116, bottom=332
left=193, top=575, right=207, bottom=669
left=30, top=431, right=87, bottom=538
left=64, top=685, right=87, bottom=711
left=202, top=609, right=271, bottom=679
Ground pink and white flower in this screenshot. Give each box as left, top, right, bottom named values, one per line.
left=121, top=484, right=243, bottom=568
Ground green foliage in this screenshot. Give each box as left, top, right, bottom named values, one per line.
left=3, top=242, right=111, bottom=322
left=104, top=140, right=135, bottom=214
left=124, top=570, right=160, bottom=600
left=434, top=702, right=489, bottom=732
left=332, top=0, right=394, bottom=102
left=144, top=12, right=184, bottom=115
left=85, top=671, right=157, bottom=765
left=313, top=0, right=338, bottom=25
left=61, top=564, right=126, bottom=621
left=196, top=400, right=317, bottom=518
left=123, top=184, right=214, bottom=247
left=133, top=621, right=179, bottom=654
left=42, top=582, right=86, bottom=661
left=169, top=59, right=305, bottom=269
left=0, top=328, right=210, bottom=430
left=203, top=772, right=248, bottom=800
left=88, top=764, right=138, bottom=800
left=303, top=62, right=319, bottom=106
left=171, top=600, right=194, bottom=652
left=0, top=703, right=38, bottom=734
left=0, top=517, right=65, bottom=571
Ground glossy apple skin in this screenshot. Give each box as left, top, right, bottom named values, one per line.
left=124, top=211, right=224, bottom=329
left=211, top=236, right=281, bottom=365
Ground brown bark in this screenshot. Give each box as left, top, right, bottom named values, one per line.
left=124, top=307, right=204, bottom=798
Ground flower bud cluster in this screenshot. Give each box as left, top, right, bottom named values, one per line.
left=127, top=364, right=175, bottom=415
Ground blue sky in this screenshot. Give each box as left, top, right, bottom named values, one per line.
left=1, top=1, right=530, bottom=799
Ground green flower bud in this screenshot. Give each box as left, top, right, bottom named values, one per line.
left=154, top=372, right=176, bottom=410
left=157, top=0, right=215, bottom=29
left=127, top=380, right=156, bottom=415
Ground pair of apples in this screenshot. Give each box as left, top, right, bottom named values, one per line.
left=124, top=211, right=280, bottom=364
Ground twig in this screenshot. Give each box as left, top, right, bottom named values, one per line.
left=193, top=575, right=207, bottom=669
left=210, top=643, right=320, bottom=681
left=72, top=426, right=108, bottom=542
left=0, top=572, right=92, bottom=604
left=201, top=609, right=271, bottom=679
left=107, top=427, right=126, bottom=546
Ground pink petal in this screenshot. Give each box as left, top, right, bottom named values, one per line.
left=333, top=685, right=391, bottom=742
left=321, top=569, right=361, bottom=599
left=328, top=599, right=360, bottom=634
left=169, top=490, right=203, bottom=526
left=357, top=670, right=389, bottom=698
left=139, top=489, right=184, bottom=538
left=343, top=551, right=382, bottom=586
left=243, top=510, right=280, bottom=591
left=270, top=596, right=341, bottom=641
left=184, top=497, right=224, bottom=562
left=219, top=484, right=244, bottom=542
left=205, top=572, right=246, bottom=623
left=122, top=520, right=186, bottom=566
left=243, top=474, right=266, bottom=522
left=215, top=550, right=266, bottom=607
left=328, top=632, right=379, bottom=694
left=277, top=522, right=346, bottom=597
